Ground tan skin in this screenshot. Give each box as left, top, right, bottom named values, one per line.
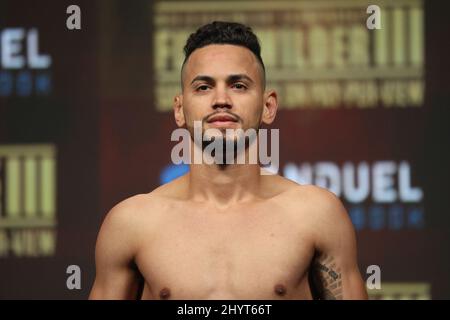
left=89, top=44, right=368, bottom=300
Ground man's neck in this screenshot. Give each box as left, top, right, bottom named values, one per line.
left=187, top=163, right=262, bottom=208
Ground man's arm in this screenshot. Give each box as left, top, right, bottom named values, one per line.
left=89, top=202, right=143, bottom=300
left=308, top=187, right=368, bottom=300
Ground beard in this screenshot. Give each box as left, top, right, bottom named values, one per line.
left=185, top=113, right=262, bottom=165
left=201, top=127, right=259, bottom=166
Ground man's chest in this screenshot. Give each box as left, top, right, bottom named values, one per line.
left=135, top=205, right=316, bottom=299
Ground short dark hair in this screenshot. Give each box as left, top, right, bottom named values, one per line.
left=181, top=21, right=266, bottom=88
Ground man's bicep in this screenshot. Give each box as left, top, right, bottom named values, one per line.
left=89, top=265, right=142, bottom=300
left=309, top=253, right=344, bottom=299
left=309, top=251, right=367, bottom=300
left=89, top=206, right=142, bottom=300
left=311, top=190, right=368, bottom=300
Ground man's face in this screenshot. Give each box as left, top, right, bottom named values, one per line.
left=177, top=44, right=266, bottom=141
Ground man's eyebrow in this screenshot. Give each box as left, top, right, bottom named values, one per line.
left=190, top=74, right=255, bottom=85
left=190, top=75, right=215, bottom=85
left=227, top=74, right=254, bottom=84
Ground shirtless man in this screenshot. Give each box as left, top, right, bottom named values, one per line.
left=89, top=21, right=368, bottom=300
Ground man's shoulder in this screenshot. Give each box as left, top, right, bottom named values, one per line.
left=108, top=193, right=157, bottom=216
left=277, top=180, right=350, bottom=222
left=276, top=182, right=356, bottom=248
left=287, top=183, right=341, bottom=205
left=104, top=175, right=187, bottom=223
left=271, top=175, right=336, bottom=202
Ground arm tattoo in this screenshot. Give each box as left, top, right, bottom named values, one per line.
left=308, top=253, right=343, bottom=300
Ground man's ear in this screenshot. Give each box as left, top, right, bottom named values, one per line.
left=261, top=89, right=278, bottom=125
left=173, top=94, right=185, bottom=127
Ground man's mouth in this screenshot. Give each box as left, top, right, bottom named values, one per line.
left=206, top=114, right=238, bottom=126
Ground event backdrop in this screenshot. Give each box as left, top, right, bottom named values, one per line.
left=0, top=0, right=449, bottom=299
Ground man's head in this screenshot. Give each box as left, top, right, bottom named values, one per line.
left=173, top=21, right=278, bottom=143
left=181, top=21, right=266, bottom=90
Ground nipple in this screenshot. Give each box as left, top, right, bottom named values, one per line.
left=274, top=284, right=287, bottom=296
left=159, top=287, right=171, bottom=300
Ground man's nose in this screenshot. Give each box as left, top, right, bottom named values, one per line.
left=212, top=86, right=232, bottom=109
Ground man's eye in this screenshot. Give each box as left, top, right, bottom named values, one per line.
left=232, top=83, right=247, bottom=90
left=196, top=85, right=210, bottom=91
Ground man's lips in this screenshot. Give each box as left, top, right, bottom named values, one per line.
left=207, top=114, right=238, bottom=123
